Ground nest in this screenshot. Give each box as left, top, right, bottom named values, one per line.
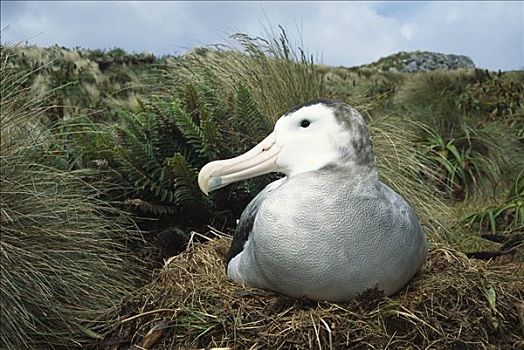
left=100, top=233, right=523, bottom=350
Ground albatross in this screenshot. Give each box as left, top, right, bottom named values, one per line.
left=198, top=99, right=427, bottom=302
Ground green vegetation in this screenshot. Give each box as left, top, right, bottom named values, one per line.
left=4, top=31, right=522, bottom=244
left=168, top=31, right=327, bottom=119
left=465, top=171, right=524, bottom=234
left=5, top=44, right=162, bottom=122
left=1, top=27, right=523, bottom=348
left=422, top=125, right=501, bottom=200
left=0, top=46, right=145, bottom=349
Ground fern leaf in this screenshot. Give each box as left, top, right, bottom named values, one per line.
left=170, top=101, right=217, bottom=160
left=183, top=82, right=201, bottom=122
left=234, top=84, right=272, bottom=140
left=124, top=198, right=178, bottom=216
left=166, top=153, right=205, bottom=205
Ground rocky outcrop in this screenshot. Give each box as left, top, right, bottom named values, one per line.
left=360, top=51, right=476, bottom=73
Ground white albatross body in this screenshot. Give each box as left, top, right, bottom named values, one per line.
left=198, top=100, right=427, bottom=302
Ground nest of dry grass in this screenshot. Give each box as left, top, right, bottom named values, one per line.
left=100, top=232, right=523, bottom=350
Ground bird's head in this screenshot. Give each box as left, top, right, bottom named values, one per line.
left=198, top=99, right=376, bottom=194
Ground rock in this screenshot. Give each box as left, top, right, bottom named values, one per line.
left=358, top=51, right=476, bottom=73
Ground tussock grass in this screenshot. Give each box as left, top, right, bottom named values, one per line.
left=3, top=43, right=159, bottom=123
left=165, top=29, right=327, bottom=119
left=393, top=70, right=472, bottom=134
left=105, top=233, right=523, bottom=349
left=1, top=46, right=144, bottom=349
left=391, top=69, right=523, bottom=203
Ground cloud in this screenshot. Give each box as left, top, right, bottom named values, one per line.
left=1, top=1, right=522, bottom=70
left=396, top=2, right=523, bottom=70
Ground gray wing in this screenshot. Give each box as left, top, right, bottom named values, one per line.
left=227, top=178, right=286, bottom=263
left=379, top=182, right=423, bottom=235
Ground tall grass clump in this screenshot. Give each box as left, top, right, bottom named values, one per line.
left=393, top=70, right=522, bottom=201
left=164, top=27, right=327, bottom=119
left=1, top=46, right=143, bottom=349
left=420, top=125, right=509, bottom=200
left=3, top=44, right=160, bottom=123
left=465, top=170, right=524, bottom=235
left=394, top=70, right=472, bottom=129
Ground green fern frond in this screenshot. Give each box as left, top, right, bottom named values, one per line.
left=183, top=82, right=201, bottom=121
left=169, top=101, right=217, bottom=160
left=124, top=198, right=178, bottom=216
left=143, top=100, right=192, bottom=157
left=234, top=84, right=272, bottom=139
left=165, top=152, right=204, bottom=205
left=197, top=68, right=230, bottom=115
left=116, top=110, right=151, bottom=153
left=113, top=145, right=154, bottom=189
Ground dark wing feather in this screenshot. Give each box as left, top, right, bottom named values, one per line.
left=227, top=178, right=285, bottom=264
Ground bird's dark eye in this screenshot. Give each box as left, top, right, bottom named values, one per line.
left=300, top=119, right=311, bottom=128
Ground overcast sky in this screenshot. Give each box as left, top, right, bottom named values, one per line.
left=1, top=1, right=523, bottom=71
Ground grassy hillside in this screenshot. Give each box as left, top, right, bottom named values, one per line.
left=1, top=31, right=522, bottom=349
left=4, top=44, right=165, bottom=122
